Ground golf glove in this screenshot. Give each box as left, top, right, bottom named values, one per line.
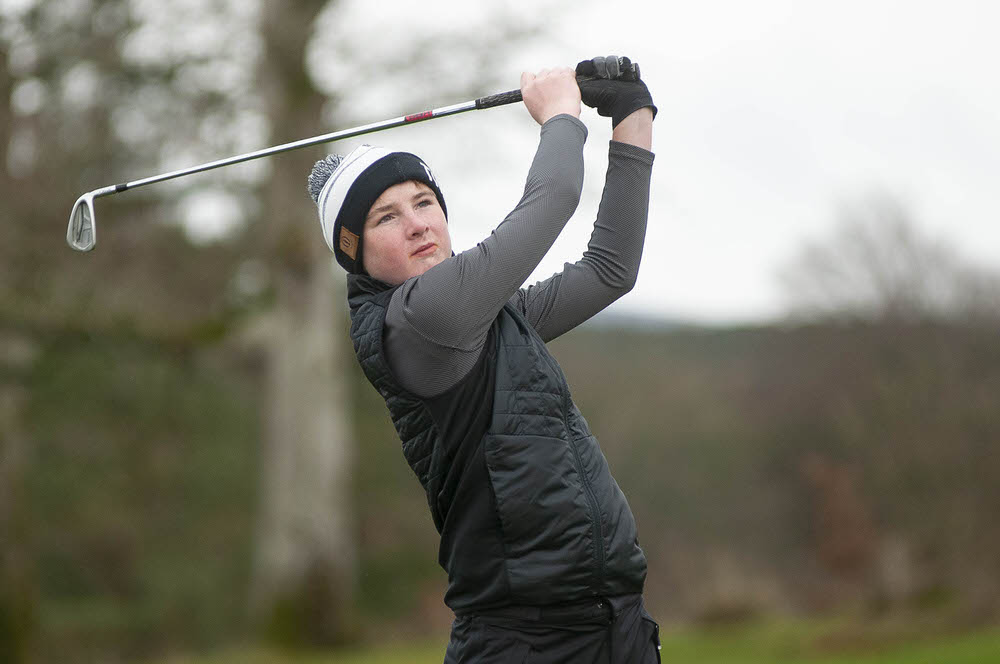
left=576, top=55, right=657, bottom=128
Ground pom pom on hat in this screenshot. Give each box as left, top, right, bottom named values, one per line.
left=307, top=154, right=344, bottom=203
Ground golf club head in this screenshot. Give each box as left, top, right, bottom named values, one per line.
left=67, top=193, right=97, bottom=251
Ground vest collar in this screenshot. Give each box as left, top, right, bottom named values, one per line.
left=347, top=273, right=396, bottom=311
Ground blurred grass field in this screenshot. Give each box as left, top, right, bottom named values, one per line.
left=159, top=620, right=1000, bottom=664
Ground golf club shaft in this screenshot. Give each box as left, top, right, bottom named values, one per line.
left=69, top=64, right=637, bottom=252
left=107, top=89, right=530, bottom=196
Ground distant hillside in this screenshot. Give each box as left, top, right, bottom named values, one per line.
left=581, top=307, right=694, bottom=331
left=546, top=321, right=1000, bottom=620
left=17, top=319, right=1000, bottom=659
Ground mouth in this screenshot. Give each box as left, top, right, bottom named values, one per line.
left=412, top=242, right=437, bottom=257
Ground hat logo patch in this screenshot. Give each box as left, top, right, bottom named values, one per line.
left=339, top=227, right=359, bottom=260
left=421, top=161, right=434, bottom=183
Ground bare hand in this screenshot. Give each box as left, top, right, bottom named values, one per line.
left=520, top=67, right=581, bottom=125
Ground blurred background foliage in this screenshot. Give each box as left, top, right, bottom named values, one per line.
left=2, top=0, right=999, bottom=663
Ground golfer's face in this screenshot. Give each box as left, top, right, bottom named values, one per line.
left=362, top=180, right=451, bottom=285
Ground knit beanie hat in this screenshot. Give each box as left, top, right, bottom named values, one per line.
left=307, top=144, right=447, bottom=274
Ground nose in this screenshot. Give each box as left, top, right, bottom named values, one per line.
left=403, top=211, right=429, bottom=237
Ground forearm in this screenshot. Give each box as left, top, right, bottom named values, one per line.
left=521, top=139, right=655, bottom=341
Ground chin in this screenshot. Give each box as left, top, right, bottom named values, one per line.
left=417, top=251, right=447, bottom=269
left=377, top=251, right=448, bottom=284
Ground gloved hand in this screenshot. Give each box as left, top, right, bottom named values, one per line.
left=576, top=55, right=657, bottom=128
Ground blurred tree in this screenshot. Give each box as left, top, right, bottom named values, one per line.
left=1, top=32, right=28, bottom=664
left=247, top=0, right=552, bottom=646
left=0, top=2, right=277, bottom=660
left=0, top=354, right=34, bottom=664
left=2, top=0, right=262, bottom=341
left=778, top=193, right=1000, bottom=323
left=246, top=0, right=357, bottom=647
left=799, top=452, right=876, bottom=579
left=3, top=0, right=559, bottom=656
left=776, top=192, right=1000, bottom=614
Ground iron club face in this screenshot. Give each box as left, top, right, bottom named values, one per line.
left=67, top=185, right=117, bottom=252
left=67, top=192, right=97, bottom=252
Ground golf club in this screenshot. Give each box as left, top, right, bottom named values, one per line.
left=67, top=60, right=640, bottom=252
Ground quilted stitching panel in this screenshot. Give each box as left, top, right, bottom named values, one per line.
left=351, top=299, right=437, bottom=486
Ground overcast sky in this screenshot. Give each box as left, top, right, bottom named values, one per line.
left=308, top=0, right=999, bottom=324
left=138, top=0, right=986, bottom=325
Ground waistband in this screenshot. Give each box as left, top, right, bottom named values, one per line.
left=455, top=593, right=643, bottom=625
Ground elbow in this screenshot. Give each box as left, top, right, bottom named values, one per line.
left=619, top=271, right=639, bottom=295
left=597, top=276, right=636, bottom=311
left=582, top=253, right=640, bottom=295
left=608, top=270, right=638, bottom=297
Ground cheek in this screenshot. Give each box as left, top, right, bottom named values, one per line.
left=363, top=228, right=406, bottom=278
left=430, top=215, right=451, bottom=247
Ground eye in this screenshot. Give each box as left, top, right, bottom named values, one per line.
left=416, top=199, right=433, bottom=208
left=377, top=213, right=394, bottom=225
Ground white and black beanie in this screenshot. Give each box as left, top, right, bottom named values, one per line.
left=307, top=144, right=447, bottom=274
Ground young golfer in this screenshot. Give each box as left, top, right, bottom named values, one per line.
left=309, top=57, right=658, bottom=663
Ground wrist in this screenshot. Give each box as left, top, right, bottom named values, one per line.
left=542, top=104, right=581, bottom=124
left=611, top=107, right=653, bottom=149
left=618, top=106, right=653, bottom=124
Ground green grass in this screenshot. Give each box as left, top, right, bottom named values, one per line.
left=159, top=638, right=447, bottom=664
left=157, top=620, right=1000, bottom=664
left=657, top=620, right=1000, bottom=663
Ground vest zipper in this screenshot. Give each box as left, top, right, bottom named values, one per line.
left=540, top=346, right=607, bottom=592
left=562, top=389, right=607, bottom=592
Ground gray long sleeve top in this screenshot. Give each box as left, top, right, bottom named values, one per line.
left=383, top=113, right=655, bottom=398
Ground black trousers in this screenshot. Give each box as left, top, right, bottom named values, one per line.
left=443, top=594, right=661, bottom=664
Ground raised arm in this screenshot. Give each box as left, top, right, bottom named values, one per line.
left=513, top=64, right=657, bottom=340
left=383, top=68, right=587, bottom=397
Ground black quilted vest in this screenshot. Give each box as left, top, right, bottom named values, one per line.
left=347, top=275, right=647, bottom=612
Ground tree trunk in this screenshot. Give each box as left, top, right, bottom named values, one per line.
left=1, top=37, right=35, bottom=663
left=0, top=333, right=36, bottom=664
left=249, top=0, right=357, bottom=646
